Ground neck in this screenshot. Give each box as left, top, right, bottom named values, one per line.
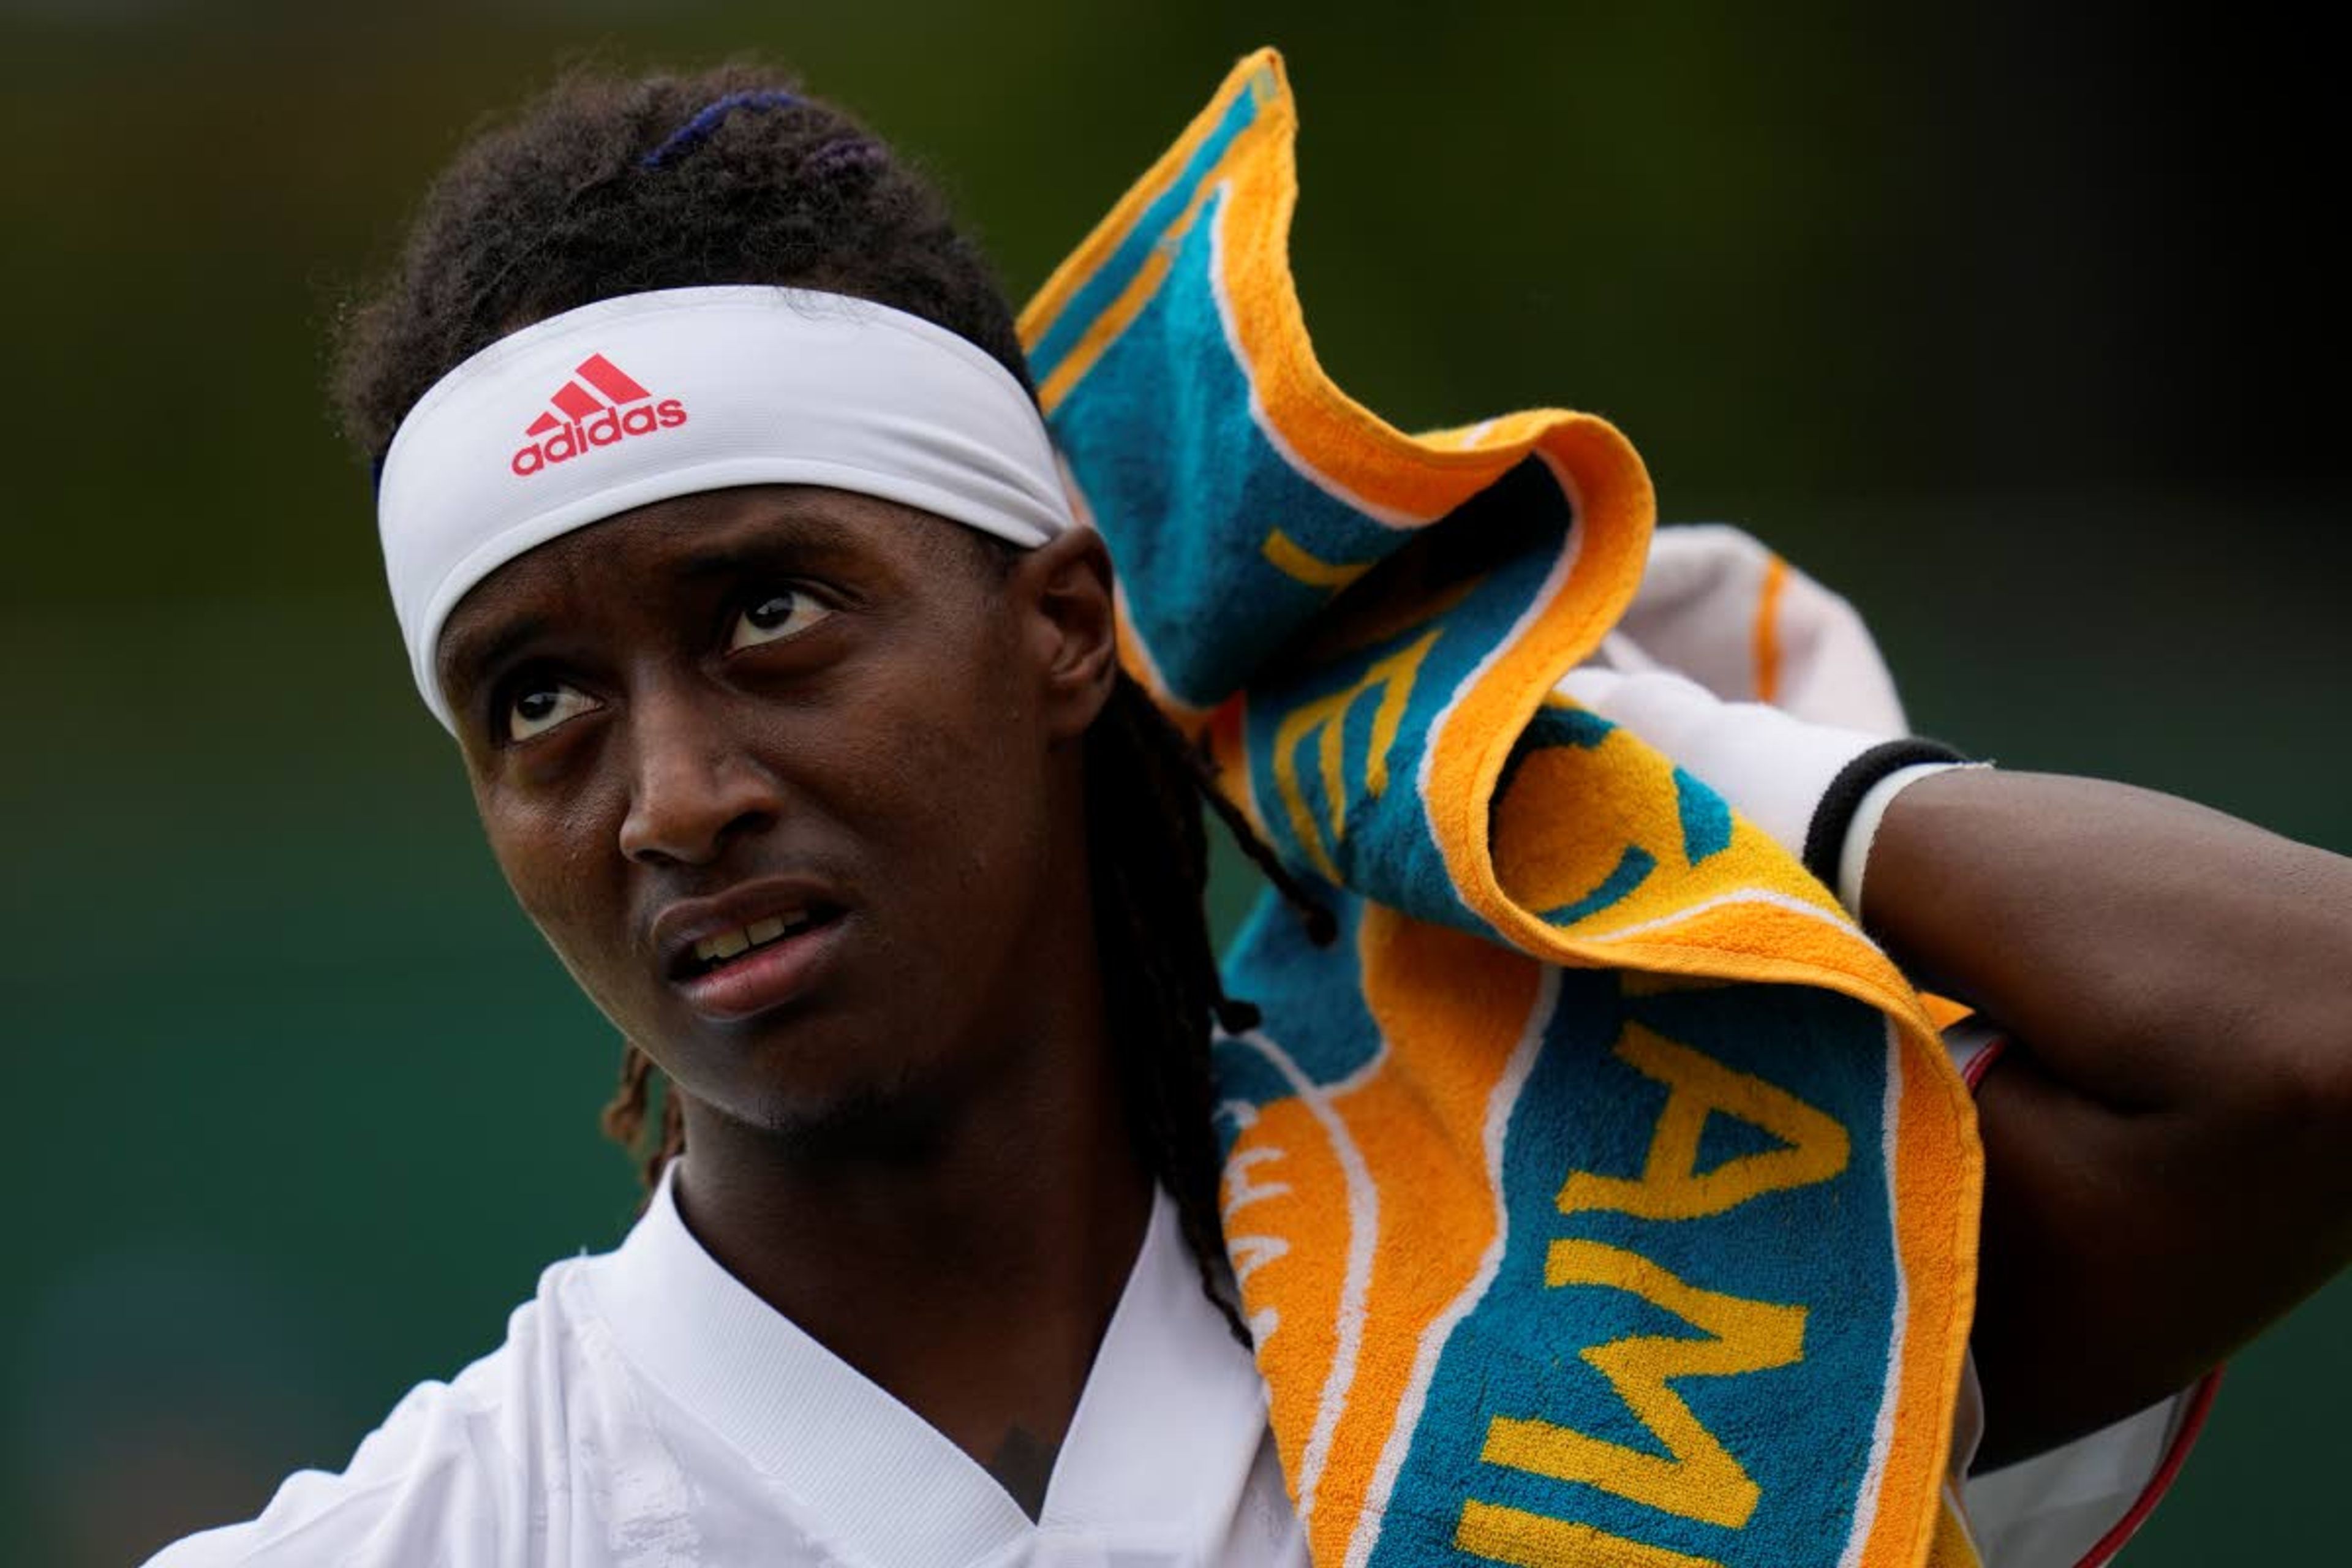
left=669, top=950, right=1150, bottom=1515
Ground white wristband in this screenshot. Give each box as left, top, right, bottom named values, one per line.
left=1835, top=761, right=1988, bottom=921
left=1558, top=663, right=1977, bottom=914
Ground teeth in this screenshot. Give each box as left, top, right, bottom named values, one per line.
left=692, top=910, right=815, bottom=969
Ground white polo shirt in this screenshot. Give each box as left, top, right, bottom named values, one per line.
left=149, top=1052, right=2208, bottom=1567
left=149, top=1169, right=1299, bottom=1567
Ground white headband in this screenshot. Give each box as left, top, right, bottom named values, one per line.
left=375, top=285, right=1075, bottom=731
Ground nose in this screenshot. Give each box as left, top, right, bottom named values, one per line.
left=616, top=684, right=783, bottom=867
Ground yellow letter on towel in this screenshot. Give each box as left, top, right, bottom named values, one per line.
left=1270, top=628, right=1439, bottom=880
left=1481, top=1240, right=1806, bottom=1530
left=1556, top=1026, right=1850, bottom=1222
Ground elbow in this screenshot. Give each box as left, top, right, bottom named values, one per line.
left=2248, top=886, right=2352, bottom=1135
left=2158, top=858, right=2352, bottom=1137
left=2272, top=998, right=2352, bottom=1139
left=2201, top=986, right=2352, bottom=1205
left=2271, top=857, right=2352, bottom=1125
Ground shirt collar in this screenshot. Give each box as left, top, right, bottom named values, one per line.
left=584, top=1161, right=1270, bottom=1562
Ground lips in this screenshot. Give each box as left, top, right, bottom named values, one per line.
left=652, top=876, right=851, bottom=1020
left=684, top=907, right=831, bottom=975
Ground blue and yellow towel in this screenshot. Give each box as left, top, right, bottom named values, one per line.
left=1020, top=50, right=1982, bottom=1568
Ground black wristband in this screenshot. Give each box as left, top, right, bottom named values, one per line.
left=1800, top=739, right=1972, bottom=892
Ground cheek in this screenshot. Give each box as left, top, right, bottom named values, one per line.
left=838, top=684, right=1057, bottom=939
left=479, top=795, right=636, bottom=999
left=484, top=790, right=589, bottom=910
left=925, top=699, right=1049, bottom=845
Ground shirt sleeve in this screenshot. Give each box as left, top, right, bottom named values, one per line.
left=138, top=1345, right=523, bottom=1568
left=1941, top=1019, right=2221, bottom=1567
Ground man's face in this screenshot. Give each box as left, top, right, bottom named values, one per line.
left=435, top=485, right=1114, bottom=1142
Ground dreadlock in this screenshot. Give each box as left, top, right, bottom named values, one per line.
left=335, top=62, right=1331, bottom=1348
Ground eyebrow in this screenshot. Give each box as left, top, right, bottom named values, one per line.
left=434, top=503, right=880, bottom=700
left=666, top=510, right=869, bottom=582
left=439, top=612, right=549, bottom=706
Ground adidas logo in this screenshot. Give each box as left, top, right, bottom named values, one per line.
left=510, top=353, right=687, bottom=477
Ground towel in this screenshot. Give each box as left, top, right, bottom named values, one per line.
left=1019, top=50, right=1982, bottom=1568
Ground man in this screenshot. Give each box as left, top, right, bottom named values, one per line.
left=149, top=64, right=2352, bottom=1566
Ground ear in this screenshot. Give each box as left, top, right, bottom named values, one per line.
left=1008, top=527, right=1120, bottom=741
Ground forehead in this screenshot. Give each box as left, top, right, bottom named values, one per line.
left=434, top=484, right=996, bottom=687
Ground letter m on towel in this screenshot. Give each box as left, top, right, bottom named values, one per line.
left=1471, top=1025, right=1850, bottom=1538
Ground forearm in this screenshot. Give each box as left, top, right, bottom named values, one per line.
left=1863, top=768, right=2352, bottom=1122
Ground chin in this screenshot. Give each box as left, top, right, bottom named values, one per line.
left=722, top=1065, right=968, bottom=1166
left=685, top=1009, right=981, bottom=1163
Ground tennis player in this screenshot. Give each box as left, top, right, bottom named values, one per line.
left=147, top=64, right=2352, bottom=1567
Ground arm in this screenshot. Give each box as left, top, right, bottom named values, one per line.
left=1862, top=769, right=2352, bottom=1467
left=1560, top=663, right=2352, bottom=1468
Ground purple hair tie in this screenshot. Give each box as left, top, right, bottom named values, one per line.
left=803, top=137, right=881, bottom=178
left=642, top=89, right=799, bottom=170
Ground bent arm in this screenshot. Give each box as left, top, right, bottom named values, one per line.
left=1861, top=769, right=2352, bottom=1468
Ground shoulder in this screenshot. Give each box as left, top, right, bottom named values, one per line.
left=140, top=1255, right=603, bottom=1568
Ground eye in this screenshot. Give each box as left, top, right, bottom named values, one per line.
left=503, top=679, right=600, bottom=743
left=728, top=587, right=834, bottom=651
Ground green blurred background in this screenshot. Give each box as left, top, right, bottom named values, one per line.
left=3, top=3, right=2342, bottom=1562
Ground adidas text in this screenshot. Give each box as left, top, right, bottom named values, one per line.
left=511, top=399, right=688, bottom=477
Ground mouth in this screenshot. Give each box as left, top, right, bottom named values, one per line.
left=674, top=903, right=844, bottom=980
left=657, top=888, right=852, bottom=1023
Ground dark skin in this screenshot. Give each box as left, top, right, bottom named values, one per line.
left=439, top=481, right=2351, bottom=1498
left=437, top=484, right=1140, bottom=1517
left=1864, top=771, right=2352, bottom=1468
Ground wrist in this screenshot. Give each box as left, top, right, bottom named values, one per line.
left=1556, top=665, right=1975, bottom=916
